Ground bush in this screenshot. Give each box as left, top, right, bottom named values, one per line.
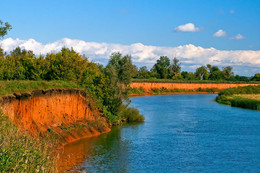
left=119, top=104, right=144, bottom=123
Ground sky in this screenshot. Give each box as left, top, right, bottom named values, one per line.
left=0, top=0, right=260, bottom=76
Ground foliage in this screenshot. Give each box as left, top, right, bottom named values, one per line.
left=0, top=47, right=143, bottom=123
left=195, top=66, right=209, bottom=80
left=118, top=104, right=145, bottom=123
left=0, top=113, right=56, bottom=172
left=0, top=20, right=12, bottom=38
left=169, top=57, right=181, bottom=79
left=0, top=80, right=80, bottom=96
left=153, top=56, right=171, bottom=79
left=216, top=85, right=260, bottom=110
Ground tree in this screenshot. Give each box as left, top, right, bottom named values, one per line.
left=0, top=20, right=12, bottom=38
left=169, top=57, right=181, bottom=79
left=153, top=56, right=170, bottom=79
left=252, top=73, right=260, bottom=81
left=195, top=66, right=208, bottom=80
left=137, top=66, right=151, bottom=79
left=222, top=66, right=234, bottom=80
left=106, top=52, right=136, bottom=86
left=208, top=65, right=223, bottom=80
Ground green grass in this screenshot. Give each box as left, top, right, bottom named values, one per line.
left=132, top=78, right=260, bottom=84
left=0, top=113, right=57, bottom=172
left=216, top=85, right=260, bottom=110
left=0, top=80, right=81, bottom=96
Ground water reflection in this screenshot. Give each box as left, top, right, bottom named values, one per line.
left=58, top=94, right=260, bottom=172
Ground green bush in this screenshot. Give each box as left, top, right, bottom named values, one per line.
left=119, top=104, right=144, bottom=123
left=217, top=85, right=260, bottom=110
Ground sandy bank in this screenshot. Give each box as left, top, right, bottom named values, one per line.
left=0, top=89, right=110, bottom=146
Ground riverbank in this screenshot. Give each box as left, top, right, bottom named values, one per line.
left=216, top=85, right=260, bottom=110
left=129, top=82, right=260, bottom=97
left=0, top=81, right=111, bottom=172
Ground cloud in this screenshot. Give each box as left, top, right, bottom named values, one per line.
left=174, top=23, right=201, bottom=32
left=230, top=10, right=235, bottom=14
left=213, top=30, right=227, bottom=37
left=231, top=34, right=244, bottom=40
left=0, top=37, right=259, bottom=76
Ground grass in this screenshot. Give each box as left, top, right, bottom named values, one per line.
left=0, top=80, right=81, bottom=96
left=0, top=112, right=57, bottom=172
left=216, top=85, right=260, bottom=110
left=132, top=78, right=260, bottom=84
left=234, top=94, right=260, bottom=101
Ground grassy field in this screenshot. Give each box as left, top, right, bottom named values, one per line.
left=234, top=94, right=260, bottom=101
left=216, top=85, right=260, bottom=110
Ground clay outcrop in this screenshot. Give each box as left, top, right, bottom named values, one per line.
left=0, top=89, right=110, bottom=145
left=130, top=82, right=259, bottom=93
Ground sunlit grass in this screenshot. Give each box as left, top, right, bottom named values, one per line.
left=0, top=112, right=57, bottom=172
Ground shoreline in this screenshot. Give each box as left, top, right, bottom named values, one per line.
left=129, top=91, right=215, bottom=97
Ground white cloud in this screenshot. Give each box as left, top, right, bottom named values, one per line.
left=231, top=34, right=244, bottom=40
left=0, top=37, right=259, bottom=75
left=174, top=23, right=201, bottom=32
left=213, top=30, right=227, bottom=37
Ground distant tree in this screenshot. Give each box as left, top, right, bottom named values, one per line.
left=169, top=57, right=181, bottom=79
left=252, top=73, right=260, bottom=81
left=181, top=71, right=189, bottom=79
left=195, top=66, right=208, bottom=80
left=0, top=20, right=12, bottom=38
left=222, top=66, right=234, bottom=80
left=118, top=55, right=137, bottom=85
left=208, top=66, right=223, bottom=80
left=137, top=66, right=151, bottom=79
left=153, top=56, right=170, bottom=79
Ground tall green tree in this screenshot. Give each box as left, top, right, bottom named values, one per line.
left=153, top=56, right=170, bottom=79
left=195, top=66, right=208, bottom=80
left=169, top=57, right=181, bottom=79
left=208, top=65, right=223, bottom=80
left=222, top=66, right=234, bottom=80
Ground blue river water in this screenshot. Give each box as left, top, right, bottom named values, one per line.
left=61, top=94, right=260, bottom=172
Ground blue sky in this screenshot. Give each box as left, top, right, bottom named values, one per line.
left=0, top=0, right=260, bottom=75
left=1, top=0, right=260, bottom=50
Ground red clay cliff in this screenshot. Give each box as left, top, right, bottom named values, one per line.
left=0, top=89, right=110, bottom=145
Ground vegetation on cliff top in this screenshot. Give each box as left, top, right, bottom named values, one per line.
left=216, top=85, right=260, bottom=110
left=0, top=47, right=144, bottom=124
left=0, top=80, right=81, bottom=96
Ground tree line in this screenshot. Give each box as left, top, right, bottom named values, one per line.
left=134, top=56, right=260, bottom=82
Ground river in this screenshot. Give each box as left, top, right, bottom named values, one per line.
left=59, top=94, right=260, bottom=172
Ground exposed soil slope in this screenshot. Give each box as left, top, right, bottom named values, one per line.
left=131, top=82, right=259, bottom=93
left=0, top=89, right=110, bottom=145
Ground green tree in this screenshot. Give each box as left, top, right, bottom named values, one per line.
left=252, top=73, right=260, bottom=81
left=0, top=20, right=12, bottom=38
left=169, top=57, right=181, bottom=78
left=208, top=65, right=223, bottom=80
left=222, top=66, right=234, bottom=80
left=153, top=56, right=170, bottom=79
left=195, top=66, right=208, bottom=80
left=137, top=66, right=151, bottom=79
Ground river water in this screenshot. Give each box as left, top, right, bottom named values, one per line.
left=59, top=94, right=260, bottom=172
